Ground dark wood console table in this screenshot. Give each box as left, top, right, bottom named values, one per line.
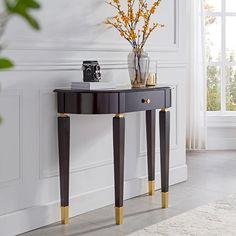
left=54, top=86, right=171, bottom=225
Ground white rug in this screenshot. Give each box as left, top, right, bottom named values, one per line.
left=128, top=194, right=236, bottom=236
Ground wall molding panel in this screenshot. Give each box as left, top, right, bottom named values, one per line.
left=0, top=90, right=23, bottom=188
left=38, top=64, right=185, bottom=180
left=39, top=89, right=113, bottom=180
left=6, top=0, right=180, bottom=53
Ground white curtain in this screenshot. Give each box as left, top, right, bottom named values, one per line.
left=186, top=0, right=207, bottom=150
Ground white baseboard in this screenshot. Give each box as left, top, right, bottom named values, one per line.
left=207, top=138, right=236, bottom=150
left=207, top=127, right=236, bottom=150
left=1, top=165, right=187, bottom=236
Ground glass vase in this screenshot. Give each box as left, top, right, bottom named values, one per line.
left=128, top=49, right=150, bottom=88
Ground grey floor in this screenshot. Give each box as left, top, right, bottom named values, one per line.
left=21, top=151, right=236, bottom=236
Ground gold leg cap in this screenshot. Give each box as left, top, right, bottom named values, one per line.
left=162, top=192, right=169, bottom=208
left=115, top=207, right=123, bottom=225
left=114, top=113, right=125, bottom=119
left=148, top=181, right=155, bottom=196
left=61, top=206, right=69, bottom=224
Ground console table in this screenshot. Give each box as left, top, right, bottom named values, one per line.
left=54, top=86, right=171, bottom=225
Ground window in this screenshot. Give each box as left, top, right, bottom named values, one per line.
left=204, top=0, right=236, bottom=113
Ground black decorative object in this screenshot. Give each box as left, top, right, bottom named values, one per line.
left=82, top=61, right=101, bottom=82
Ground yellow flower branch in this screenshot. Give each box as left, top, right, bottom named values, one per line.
left=105, top=0, right=164, bottom=49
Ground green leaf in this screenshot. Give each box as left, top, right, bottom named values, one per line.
left=4, top=0, right=41, bottom=30
left=18, top=0, right=41, bottom=9
left=0, top=58, right=14, bottom=69
left=15, top=10, right=40, bottom=30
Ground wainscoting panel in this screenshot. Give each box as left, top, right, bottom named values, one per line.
left=39, top=89, right=58, bottom=179
left=39, top=88, right=114, bottom=179
left=0, top=90, right=22, bottom=188
left=5, top=0, right=179, bottom=52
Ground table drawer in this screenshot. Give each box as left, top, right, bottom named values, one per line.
left=125, top=90, right=166, bottom=112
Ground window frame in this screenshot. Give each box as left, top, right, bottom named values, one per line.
left=205, top=0, right=236, bottom=116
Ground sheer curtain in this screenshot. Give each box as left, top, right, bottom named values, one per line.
left=186, top=0, right=207, bottom=150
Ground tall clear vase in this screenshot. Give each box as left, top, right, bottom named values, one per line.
left=128, top=49, right=150, bottom=88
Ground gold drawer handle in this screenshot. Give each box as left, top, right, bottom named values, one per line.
left=142, top=98, right=151, bottom=104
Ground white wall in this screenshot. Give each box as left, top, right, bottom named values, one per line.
left=207, top=116, right=236, bottom=149
left=0, top=0, right=187, bottom=235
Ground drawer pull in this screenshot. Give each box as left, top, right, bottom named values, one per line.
left=142, top=98, right=151, bottom=104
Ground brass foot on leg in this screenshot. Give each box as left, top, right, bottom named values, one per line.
left=148, top=181, right=155, bottom=196
left=115, top=207, right=123, bottom=225
left=162, top=192, right=169, bottom=208
left=61, top=206, right=69, bottom=224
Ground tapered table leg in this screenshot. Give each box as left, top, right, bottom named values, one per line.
left=113, top=113, right=125, bottom=225
left=159, top=109, right=170, bottom=208
left=146, top=110, right=156, bottom=196
left=58, top=113, right=70, bottom=224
